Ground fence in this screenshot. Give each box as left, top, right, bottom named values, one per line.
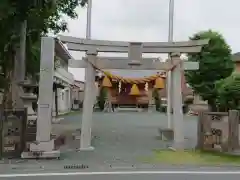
left=197, top=110, right=239, bottom=152
left=0, top=108, right=27, bottom=158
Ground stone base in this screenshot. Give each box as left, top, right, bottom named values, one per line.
left=148, top=105, right=155, bottom=113
left=116, top=107, right=139, bottom=112
left=72, top=129, right=81, bottom=140
left=158, top=128, right=174, bottom=141
left=137, top=108, right=143, bottom=112
left=28, top=115, right=37, bottom=121
left=52, top=117, right=64, bottom=124
left=189, top=104, right=208, bottom=112
left=78, top=146, right=95, bottom=151
left=225, top=149, right=240, bottom=156
left=169, top=141, right=185, bottom=151
left=21, top=139, right=60, bottom=159
left=30, top=140, right=55, bottom=151
left=21, top=150, right=60, bottom=159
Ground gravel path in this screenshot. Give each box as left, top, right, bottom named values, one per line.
left=0, top=112, right=198, bottom=173
left=60, top=112, right=198, bottom=167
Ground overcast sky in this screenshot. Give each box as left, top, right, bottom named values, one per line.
left=60, top=0, right=240, bottom=81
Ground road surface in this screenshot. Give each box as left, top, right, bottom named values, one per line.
left=1, top=171, right=240, bottom=180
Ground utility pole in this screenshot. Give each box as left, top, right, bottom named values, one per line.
left=167, top=0, right=174, bottom=128
left=85, top=0, right=95, bottom=103
left=86, top=0, right=92, bottom=39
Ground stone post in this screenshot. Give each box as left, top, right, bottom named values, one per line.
left=147, top=88, right=154, bottom=112
left=171, top=53, right=184, bottom=149
left=80, top=49, right=97, bottom=151
left=228, top=110, right=239, bottom=151
left=196, top=111, right=208, bottom=150
left=36, top=37, right=55, bottom=142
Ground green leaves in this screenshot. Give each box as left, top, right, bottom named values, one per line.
left=0, top=0, right=88, bottom=73
left=216, top=73, right=240, bottom=110
left=185, top=30, right=234, bottom=103
left=152, top=88, right=159, bottom=100
left=0, top=0, right=88, bottom=93
left=98, top=87, right=108, bottom=110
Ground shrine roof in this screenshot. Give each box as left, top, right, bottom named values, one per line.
left=103, top=69, right=166, bottom=78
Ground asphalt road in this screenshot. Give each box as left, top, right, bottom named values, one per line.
left=2, top=171, right=240, bottom=180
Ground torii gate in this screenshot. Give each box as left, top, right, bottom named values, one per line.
left=59, top=35, right=209, bottom=150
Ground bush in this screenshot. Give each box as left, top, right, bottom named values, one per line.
left=216, top=73, right=240, bottom=111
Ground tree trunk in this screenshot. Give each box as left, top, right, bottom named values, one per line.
left=3, top=70, right=13, bottom=109
left=2, top=47, right=15, bottom=110
left=19, top=20, right=27, bottom=81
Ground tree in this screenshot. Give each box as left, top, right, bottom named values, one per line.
left=98, top=87, right=108, bottom=111
left=152, top=88, right=161, bottom=111
left=216, top=73, right=240, bottom=111
left=0, top=0, right=88, bottom=107
left=185, top=30, right=234, bottom=110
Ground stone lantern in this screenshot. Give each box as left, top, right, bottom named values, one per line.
left=19, top=80, right=38, bottom=145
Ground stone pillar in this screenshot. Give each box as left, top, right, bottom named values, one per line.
left=80, top=49, right=97, bottom=151
left=36, top=37, right=54, bottom=142
left=171, top=53, right=184, bottom=149
left=147, top=88, right=152, bottom=111
left=21, top=37, right=60, bottom=159
left=107, top=89, right=112, bottom=113
left=196, top=111, right=208, bottom=150
left=228, top=110, right=239, bottom=151
left=167, top=71, right=173, bottom=128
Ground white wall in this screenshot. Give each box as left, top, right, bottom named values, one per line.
left=52, top=66, right=74, bottom=115
left=58, top=87, right=71, bottom=114
left=71, top=81, right=85, bottom=109
left=52, top=87, right=72, bottom=115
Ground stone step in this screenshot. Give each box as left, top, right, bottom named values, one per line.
left=116, top=107, right=142, bottom=112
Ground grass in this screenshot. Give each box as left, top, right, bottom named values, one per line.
left=140, top=149, right=240, bottom=165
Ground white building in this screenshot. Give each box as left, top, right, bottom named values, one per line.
left=52, top=40, right=74, bottom=115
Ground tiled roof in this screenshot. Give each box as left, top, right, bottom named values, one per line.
left=232, top=52, right=240, bottom=62
left=99, top=58, right=166, bottom=78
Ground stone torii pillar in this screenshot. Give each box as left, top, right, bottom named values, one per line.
left=79, top=49, right=97, bottom=151
left=171, top=53, right=185, bottom=149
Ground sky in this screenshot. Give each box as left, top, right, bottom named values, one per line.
left=60, top=0, right=240, bottom=81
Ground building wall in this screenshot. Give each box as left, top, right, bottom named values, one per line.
left=72, top=88, right=81, bottom=101
left=59, top=87, right=71, bottom=113
left=52, top=87, right=72, bottom=115
left=71, top=81, right=85, bottom=109
left=235, top=62, right=240, bottom=72
left=53, top=61, right=74, bottom=114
